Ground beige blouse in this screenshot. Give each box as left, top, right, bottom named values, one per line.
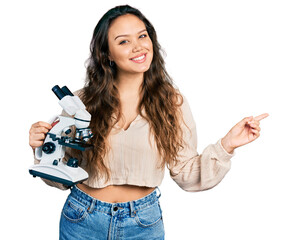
left=34, top=92, right=234, bottom=191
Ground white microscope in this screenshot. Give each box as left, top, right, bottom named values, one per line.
left=29, top=85, right=93, bottom=186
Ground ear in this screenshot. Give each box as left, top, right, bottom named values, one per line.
left=108, top=52, right=114, bottom=62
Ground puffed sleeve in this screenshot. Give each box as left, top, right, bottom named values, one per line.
left=168, top=95, right=234, bottom=192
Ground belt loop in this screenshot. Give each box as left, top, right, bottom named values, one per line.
left=130, top=201, right=136, bottom=217
left=88, top=198, right=96, bottom=214
left=156, top=187, right=161, bottom=199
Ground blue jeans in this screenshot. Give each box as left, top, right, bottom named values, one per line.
left=59, top=185, right=165, bottom=239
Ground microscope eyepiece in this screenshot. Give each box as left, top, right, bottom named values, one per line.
left=52, top=85, right=66, bottom=100
left=52, top=85, right=74, bottom=99
left=61, top=86, right=74, bottom=96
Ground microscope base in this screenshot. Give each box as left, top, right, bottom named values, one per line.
left=29, top=164, right=88, bottom=187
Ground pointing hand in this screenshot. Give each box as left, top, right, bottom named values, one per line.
left=221, top=113, right=269, bottom=153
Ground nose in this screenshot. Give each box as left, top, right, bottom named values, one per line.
left=132, top=40, right=143, bottom=53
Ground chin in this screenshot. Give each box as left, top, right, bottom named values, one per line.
left=127, top=66, right=150, bottom=74
left=139, top=62, right=152, bottom=72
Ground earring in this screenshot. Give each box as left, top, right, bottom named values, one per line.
left=109, top=60, right=114, bottom=67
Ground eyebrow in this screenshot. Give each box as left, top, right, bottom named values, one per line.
left=114, top=29, right=147, bottom=40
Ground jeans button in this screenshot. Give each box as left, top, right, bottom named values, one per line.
left=113, top=206, right=118, bottom=211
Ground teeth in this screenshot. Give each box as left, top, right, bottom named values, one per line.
left=131, top=54, right=145, bottom=61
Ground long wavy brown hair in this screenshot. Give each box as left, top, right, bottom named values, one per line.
left=77, top=5, right=187, bottom=183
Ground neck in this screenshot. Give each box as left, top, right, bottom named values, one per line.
left=116, top=72, right=144, bottom=99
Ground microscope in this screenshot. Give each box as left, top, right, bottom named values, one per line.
left=29, top=85, right=93, bottom=186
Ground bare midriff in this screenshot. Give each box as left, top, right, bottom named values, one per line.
left=77, top=183, right=156, bottom=203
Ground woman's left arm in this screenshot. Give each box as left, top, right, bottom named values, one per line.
left=221, top=113, right=269, bottom=154
left=168, top=95, right=269, bottom=192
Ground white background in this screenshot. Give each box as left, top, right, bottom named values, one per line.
left=1, top=0, right=296, bottom=239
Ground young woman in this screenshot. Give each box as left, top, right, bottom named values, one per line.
left=29, top=5, right=268, bottom=240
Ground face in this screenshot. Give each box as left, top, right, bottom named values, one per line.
left=108, top=14, right=153, bottom=77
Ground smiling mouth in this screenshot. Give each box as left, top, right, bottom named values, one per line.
left=130, top=54, right=147, bottom=63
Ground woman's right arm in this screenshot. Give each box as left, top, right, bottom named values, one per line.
left=29, top=121, right=70, bottom=190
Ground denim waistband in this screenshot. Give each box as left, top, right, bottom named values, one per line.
left=69, top=185, right=161, bottom=217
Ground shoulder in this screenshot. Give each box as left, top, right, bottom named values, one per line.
left=175, top=90, right=196, bottom=128
left=73, top=88, right=84, bottom=98
left=175, top=89, right=192, bottom=116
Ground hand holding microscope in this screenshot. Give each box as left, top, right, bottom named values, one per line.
left=29, top=85, right=93, bottom=186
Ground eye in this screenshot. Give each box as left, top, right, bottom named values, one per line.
left=139, top=34, right=147, bottom=39
left=119, top=40, right=128, bottom=45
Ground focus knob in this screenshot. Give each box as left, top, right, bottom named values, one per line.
left=42, top=142, right=56, bottom=154
left=67, top=158, right=79, bottom=168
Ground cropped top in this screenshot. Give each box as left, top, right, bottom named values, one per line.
left=33, top=90, right=234, bottom=191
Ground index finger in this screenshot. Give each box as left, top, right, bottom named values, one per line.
left=34, top=121, right=52, bottom=130
left=254, top=113, right=269, bottom=121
